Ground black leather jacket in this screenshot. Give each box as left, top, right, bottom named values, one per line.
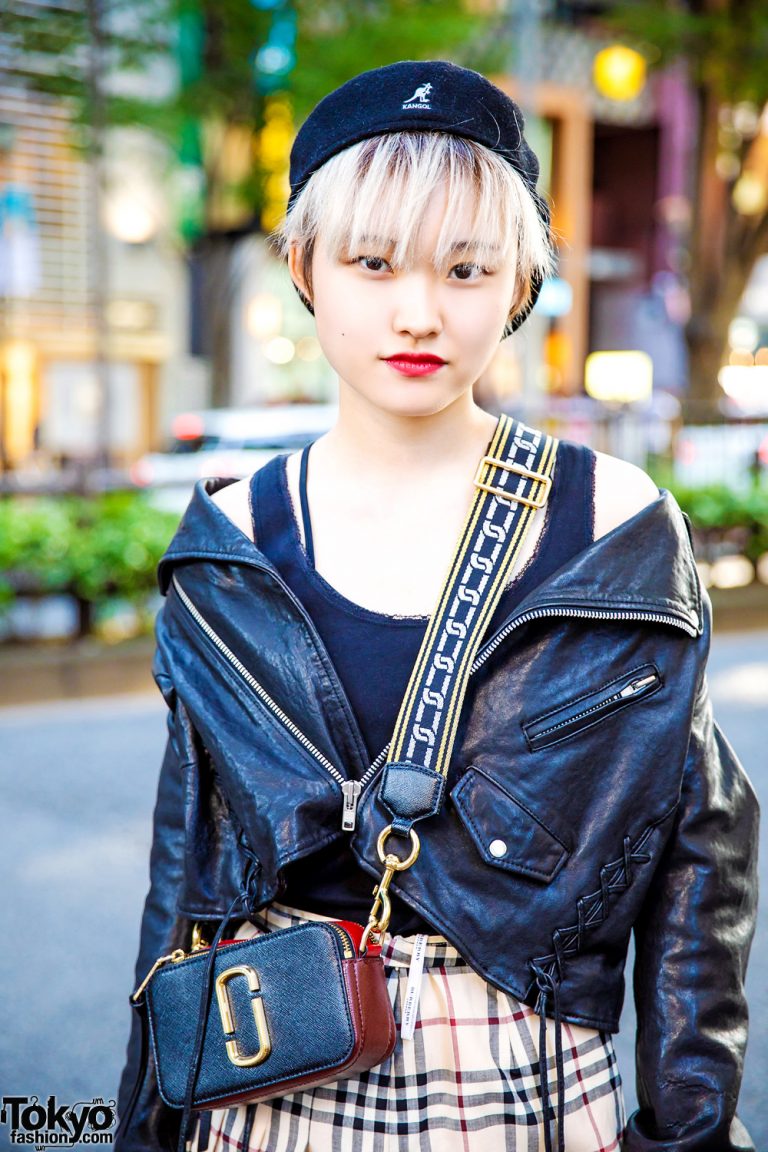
left=117, top=477, right=759, bottom=1151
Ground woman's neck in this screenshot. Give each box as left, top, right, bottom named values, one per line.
left=317, top=390, right=499, bottom=483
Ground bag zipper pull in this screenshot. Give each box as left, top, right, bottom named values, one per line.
left=132, top=948, right=187, bottom=1002
left=341, top=780, right=363, bottom=831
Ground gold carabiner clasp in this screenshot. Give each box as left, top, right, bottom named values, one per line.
left=191, top=922, right=210, bottom=951
left=360, top=825, right=420, bottom=953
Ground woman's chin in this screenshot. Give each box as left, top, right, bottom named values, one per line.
left=340, top=382, right=470, bottom=421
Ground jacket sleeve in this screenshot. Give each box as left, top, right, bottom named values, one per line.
left=115, top=656, right=189, bottom=1152
left=624, top=664, right=759, bottom=1150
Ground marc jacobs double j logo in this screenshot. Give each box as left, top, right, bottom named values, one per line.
left=215, top=966, right=272, bottom=1067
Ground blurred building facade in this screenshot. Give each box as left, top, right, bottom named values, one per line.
left=487, top=19, right=693, bottom=406
left=0, top=4, right=703, bottom=470
left=0, top=38, right=205, bottom=472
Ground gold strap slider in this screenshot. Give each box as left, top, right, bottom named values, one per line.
left=474, top=455, right=552, bottom=509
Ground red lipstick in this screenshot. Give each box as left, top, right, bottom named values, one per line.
left=384, top=354, right=446, bottom=377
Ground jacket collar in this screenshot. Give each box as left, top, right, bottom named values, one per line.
left=510, top=486, right=702, bottom=635
left=158, top=478, right=272, bottom=594
left=158, top=477, right=702, bottom=636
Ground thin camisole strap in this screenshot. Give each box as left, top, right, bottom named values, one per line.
left=295, top=437, right=594, bottom=574
left=299, top=443, right=316, bottom=566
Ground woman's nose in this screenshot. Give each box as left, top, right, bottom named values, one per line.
left=392, top=274, right=443, bottom=338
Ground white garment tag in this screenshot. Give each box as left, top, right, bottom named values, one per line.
left=400, top=934, right=428, bottom=1042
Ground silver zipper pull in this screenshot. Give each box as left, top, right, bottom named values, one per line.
left=620, top=673, right=657, bottom=698
left=341, top=780, right=363, bottom=831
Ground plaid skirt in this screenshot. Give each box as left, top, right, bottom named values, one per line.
left=190, top=902, right=625, bottom=1152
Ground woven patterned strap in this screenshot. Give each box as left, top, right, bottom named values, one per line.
left=379, top=414, right=557, bottom=835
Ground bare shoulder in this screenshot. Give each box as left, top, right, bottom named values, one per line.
left=592, top=451, right=660, bottom=541
left=210, top=476, right=254, bottom=541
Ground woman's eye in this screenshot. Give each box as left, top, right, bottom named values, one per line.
left=450, top=262, right=486, bottom=281
left=358, top=255, right=391, bottom=273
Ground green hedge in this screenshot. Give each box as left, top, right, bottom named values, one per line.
left=655, top=478, right=768, bottom=564
left=0, top=492, right=180, bottom=615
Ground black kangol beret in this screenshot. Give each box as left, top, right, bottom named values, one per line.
left=288, top=60, right=551, bottom=334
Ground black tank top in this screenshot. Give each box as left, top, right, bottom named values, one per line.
left=250, top=438, right=595, bottom=933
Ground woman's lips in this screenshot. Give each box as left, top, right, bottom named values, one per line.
left=384, top=354, right=446, bottom=377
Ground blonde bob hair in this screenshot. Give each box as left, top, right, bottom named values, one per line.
left=274, top=131, right=556, bottom=327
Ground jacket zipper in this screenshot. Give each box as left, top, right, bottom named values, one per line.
left=172, top=576, right=346, bottom=791
left=172, top=577, right=693, bottom=831
left=471, top=605, right=698, bottom=677
left=525, top=669, right=660, bottom=750
left=619, top=672, right=658, bottom=698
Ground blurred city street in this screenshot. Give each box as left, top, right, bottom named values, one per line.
left=3, top=3, right=768, bottom=1146
left=0, top=627, right=765, bottom=1147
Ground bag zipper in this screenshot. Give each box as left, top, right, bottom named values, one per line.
left=134, top=923, right=356, bottom=1000
left=172, top=577, right=694, bottom=831
left=329, top=923, right=355, bottom=959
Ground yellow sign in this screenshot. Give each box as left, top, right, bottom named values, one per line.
left=585, top=350, right=653, bottom=403
left=257, top=95, right=294, bottom=232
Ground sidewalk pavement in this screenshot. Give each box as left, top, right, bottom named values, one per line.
left=1, top=585, right=767, bottom=708
left=0, top=635, right=155, bottom=706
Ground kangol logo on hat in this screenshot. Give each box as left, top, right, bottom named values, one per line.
left=402, top=81, right=433, bottom=110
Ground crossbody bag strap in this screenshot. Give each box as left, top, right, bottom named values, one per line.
left=361, top=413, right=557, bottom=950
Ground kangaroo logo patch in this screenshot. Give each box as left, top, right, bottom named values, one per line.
left=402, top=82, right=433, bottom=110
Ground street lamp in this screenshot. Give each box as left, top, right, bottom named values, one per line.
left=103, top=194, right=158, bottom=245
left=593, top=45, right=647, bottom=103
left=732, top=172, right=768, bottom=217
left=245, top=292, right=283, bottom=341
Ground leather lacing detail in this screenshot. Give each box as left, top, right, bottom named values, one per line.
left=528, top=829, right=653, bottom=1152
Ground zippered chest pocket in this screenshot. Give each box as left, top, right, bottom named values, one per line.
left=522, top=662, right=662, bottom=752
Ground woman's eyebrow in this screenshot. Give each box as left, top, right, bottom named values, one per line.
left=444, top=241, right=501, bottom=255
left=357, top=234, right=396, bottom=248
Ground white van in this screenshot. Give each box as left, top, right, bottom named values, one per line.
left=131, top=403, right=338, bottom=510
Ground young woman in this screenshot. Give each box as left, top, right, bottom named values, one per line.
left=117, top=61, right=758, bottom=1152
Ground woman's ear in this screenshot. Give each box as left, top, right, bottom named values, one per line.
left=507, top=278, right=528, bottom=326
left=288, top=244, right=312, bottom=305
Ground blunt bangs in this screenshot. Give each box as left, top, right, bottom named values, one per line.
left=275, top=132, right=556, bottom=320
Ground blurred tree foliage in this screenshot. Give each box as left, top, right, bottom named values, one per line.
left=601, top=0, right=768, bottom=410
left=653, top=476, right=768, bottom=565
left=1, top=480, right=765, bottom=642
left=4, top=1, right=493, bottom=400
left=0, top=493, right=179, bottom=637
left=4, top=1, right=492, bottom=234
